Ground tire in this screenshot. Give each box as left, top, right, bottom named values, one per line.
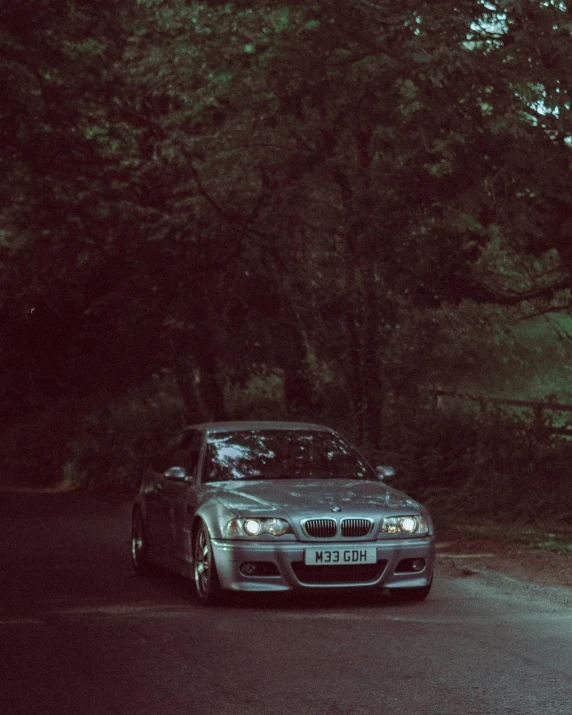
left=389, top=579, right=432, bottom=602
left=131, top=508, right=153, bottom=576
left=194, top=524, right=222, bottom=605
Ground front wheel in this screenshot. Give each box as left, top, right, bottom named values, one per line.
left=389, top=579, right=432, bottom=602
left=194, top=524, right=222, bottom=605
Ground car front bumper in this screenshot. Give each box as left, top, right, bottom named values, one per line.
left=211, top=537, right=435, bottom=593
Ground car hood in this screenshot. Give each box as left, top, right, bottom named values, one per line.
left=208, top=479, right=420, bottom=515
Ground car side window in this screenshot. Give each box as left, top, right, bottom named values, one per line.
left=171, top=430, right=202, bottom=479
left=171, top=448, right=199, bottom=477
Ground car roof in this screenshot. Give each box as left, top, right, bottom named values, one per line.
left=184, top=421, right=334, bottom=434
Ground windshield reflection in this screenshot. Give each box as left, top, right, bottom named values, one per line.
left=203, top=430, right=374, bottom=482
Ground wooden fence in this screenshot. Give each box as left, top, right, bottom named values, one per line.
left=423, top=388, right=572, bottom=437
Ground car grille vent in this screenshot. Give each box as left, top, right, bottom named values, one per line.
left=292, top=560, right=387, bottom=585
left=341, top=518, right=373, bottom=538
left=303, top=518, right=337, bottom=538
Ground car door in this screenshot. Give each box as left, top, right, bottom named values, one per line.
left=162, top=429, right=202, bottom=565
left=145, top=441, right=179, bottom=559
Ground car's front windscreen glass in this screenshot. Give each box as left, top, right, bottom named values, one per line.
left=203, top=430, right=375, bottom=482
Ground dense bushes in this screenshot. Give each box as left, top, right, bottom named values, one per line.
left=376, top=404, right=572, bottom=527
left=0, top=377, right=185, bottom=492
left=0, top=398, right=83, bottom=488
left=2, top=373, right=571, bottom=528
left=63, top=378, right=185, bottom=492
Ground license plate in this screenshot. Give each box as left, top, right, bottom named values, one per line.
left=304, top=547, right=377, bottom=566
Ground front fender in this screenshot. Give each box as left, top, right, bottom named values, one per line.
left=191, top=499, right=235, bottom=544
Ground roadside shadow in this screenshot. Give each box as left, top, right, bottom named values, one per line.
left=141, top=567, right=419, bottom=611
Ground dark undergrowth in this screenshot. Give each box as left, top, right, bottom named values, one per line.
left=375, top=406, right=572, bottom=531
left=1, top=375, right=572, bottom=529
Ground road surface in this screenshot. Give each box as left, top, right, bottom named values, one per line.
left=1, top=491, right=571, bottom=715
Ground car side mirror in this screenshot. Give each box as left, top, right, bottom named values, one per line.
left=376, top=465, right=395, bottom=481
left=164, top=466, right=192, bottom=483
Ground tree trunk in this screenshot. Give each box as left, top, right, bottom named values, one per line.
left=195, top=347, right=227, bottom=421
left=361, top=259, right=383, bottom=446
left=171, top=354, right=208, bottom=424
left=342, top=233, right=368, bottom=441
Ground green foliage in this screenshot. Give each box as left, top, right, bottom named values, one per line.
left=225, top=373, right=284, bottom=419
left=453, top=312, right=572, bottom=400
left=0, top=399, right=81, bottom=488
left=0, top=377, right=185, bottom=491
left=3, top=0, right=572, bottom=496
left=378, top=403, right=572, bottom=527
left=65, top=378, right=185, bottom=492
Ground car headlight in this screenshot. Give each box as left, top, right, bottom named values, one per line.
left=381, top=516, right=429, bottom=535
left=243, top=518, right=262, bottom=536
left=224, top=517, right=293, bottom=538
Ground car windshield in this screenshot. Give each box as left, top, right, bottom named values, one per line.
left=203, top=429, right=375, bottom=482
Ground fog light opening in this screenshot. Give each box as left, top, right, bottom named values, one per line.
left=240, top=562, right=258, bottom=576
left=239, top=562, right=280, bottom=577
left=395, top=558, right=426, bottom=573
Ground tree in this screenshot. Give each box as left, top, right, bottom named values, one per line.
left=3, top=0, right=572, bottom=444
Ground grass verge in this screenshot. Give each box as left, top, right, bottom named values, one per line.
left=438, top=521, right=572, bottom=555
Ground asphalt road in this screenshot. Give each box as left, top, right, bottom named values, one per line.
left=1, top=491, right=572, bottom=715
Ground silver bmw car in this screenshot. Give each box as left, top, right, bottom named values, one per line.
left=131, top=421, right=435, bottom=605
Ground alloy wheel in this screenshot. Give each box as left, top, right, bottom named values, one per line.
left=194, top=525, right=221, bottom=605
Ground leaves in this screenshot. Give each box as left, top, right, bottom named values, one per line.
left=2, top=0, right=572, bottom=437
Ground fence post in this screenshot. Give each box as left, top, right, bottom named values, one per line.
left=533, top=405, right=544, bottom=431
